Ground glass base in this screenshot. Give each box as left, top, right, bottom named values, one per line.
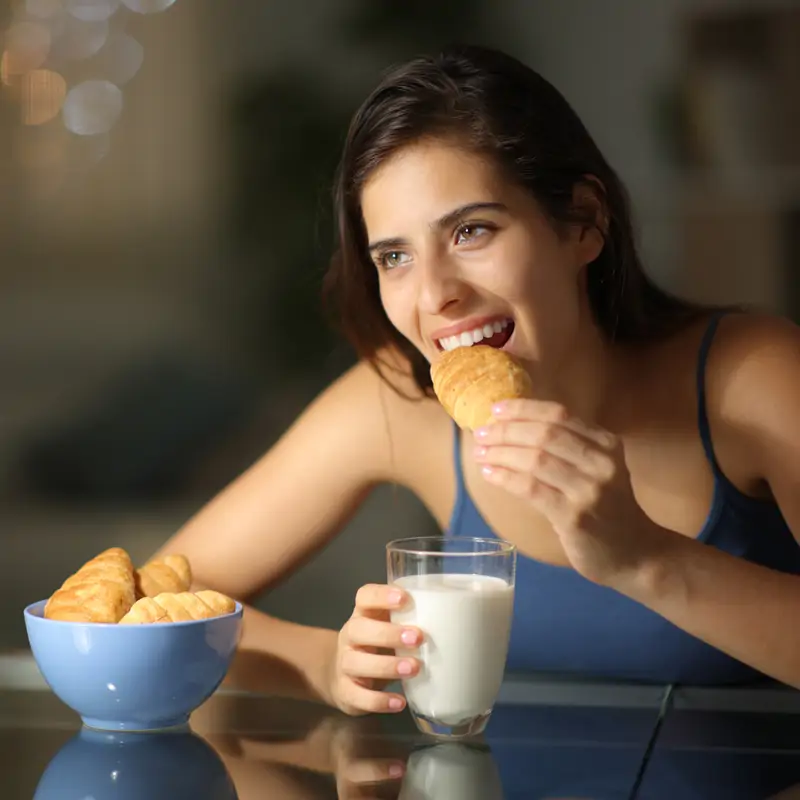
left=410, top=710, right=491, bottom=740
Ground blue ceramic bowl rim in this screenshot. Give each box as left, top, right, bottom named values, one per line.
left=24, top=599, right=243, bottom=628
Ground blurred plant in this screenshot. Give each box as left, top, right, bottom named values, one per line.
left=226, top=0, right=503, bottom=382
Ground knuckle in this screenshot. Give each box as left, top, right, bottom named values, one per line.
left=596, top=456, right=616, bottom=481
left=354, top=583, right=380, bottom=607
left=583, top=483, right=601, bottom=507
left=339, top=649, right=358, bottom=675
left=549, top=403, right=569, bottom=422
left=345, top=616, right=367, bottom=642
left=537, top=423, right=556, bottom=446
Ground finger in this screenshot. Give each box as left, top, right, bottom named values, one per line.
left=346, top=616, right=423, bottom=650
left=476, top=446, right=591, bottom=498
left=480, top=464, right=569, bottom=510
left=338, top=680, right=407, bottom=715
left=354, top=583, right=408, bottom=613
left=341, top=649, right=420, bottom=681
left=340, top=758, right=406, bottom=786
left=487, top=401, right=617, bottom=449
left=475, top=421, right=614, bottom=477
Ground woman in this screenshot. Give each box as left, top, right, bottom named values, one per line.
left=152, top=45, right=800, bottom=717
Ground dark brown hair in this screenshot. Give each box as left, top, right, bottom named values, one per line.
left=323, top=44, right=708, bottom=397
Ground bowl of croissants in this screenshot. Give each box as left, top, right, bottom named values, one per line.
left=23, top=547, right=243, bottom=732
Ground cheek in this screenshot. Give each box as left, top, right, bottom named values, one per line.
left=379, top=280, right=414, bottom=337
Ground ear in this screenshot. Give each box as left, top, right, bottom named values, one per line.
left=570, top=176, right=609, bottom=265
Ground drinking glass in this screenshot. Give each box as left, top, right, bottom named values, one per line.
left=387, top=536, right=516, bottom=739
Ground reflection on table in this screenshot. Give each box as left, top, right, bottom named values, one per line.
left=4, top=684, right=800, bottom=799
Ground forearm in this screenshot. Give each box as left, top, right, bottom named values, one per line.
left=616, top=530, right=800, bottom=688
left=222, top=602, right=339, bottom=707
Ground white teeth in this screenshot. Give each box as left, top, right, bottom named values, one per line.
left=437, top=318, right=512, bottom=351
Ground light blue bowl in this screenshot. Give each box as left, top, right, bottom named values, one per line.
left=24, top=599, right=243, bottom=731
left=34, top=726, right=238, bottom=800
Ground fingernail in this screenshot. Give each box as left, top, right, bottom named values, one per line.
left=475, top=427, right=489, bottom=439
left=473, top=445, right=487, bottom=459
left=388, top=697, right=405, bottom=710
left=400, top=628, right=418, bottom=645
left=389, top=763, right=405, bottom=778
left=481, top=465, right=495, bottom=478
left=492, top=402, right=507, bottom=415
left=397, top=660, right=413, bottom=675
left=388, top=590, right=403, bottom=606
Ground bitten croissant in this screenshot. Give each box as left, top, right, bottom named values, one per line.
left=44, top=547, right=137, bottom=623
left=134, top=554, right=192, bottom=598
left=119, top=590, right=236, bottom=624
left=431, top=345, right=533, bottom=430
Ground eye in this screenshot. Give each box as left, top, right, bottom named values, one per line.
left=455, top=223, right=491, bottom=245
left=377, top=250, right=411, bottom=271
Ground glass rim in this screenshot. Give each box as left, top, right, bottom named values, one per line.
left=385, top=535, right=516, bottom=556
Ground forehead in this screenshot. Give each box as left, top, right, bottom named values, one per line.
left=360, top=140, right=508, bottom=235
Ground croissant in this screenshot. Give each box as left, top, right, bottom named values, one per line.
left=118, top=590, right=236, bottom=624
left=431, top=345, right=533, bottom=431
left=134, top=554, right=192, bottom=598
left=44, top=547, right=136, bottom=623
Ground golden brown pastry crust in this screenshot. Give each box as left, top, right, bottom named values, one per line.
left=134, top=554, right=192, bottom=599
left=118, top=590, right=236, bottom=624
left=44, top=547, right=136, bottom=623
left=431, top=345, right=533, bottom=430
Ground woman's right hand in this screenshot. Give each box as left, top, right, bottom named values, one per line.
left=328, top=583, right=423, bottom=716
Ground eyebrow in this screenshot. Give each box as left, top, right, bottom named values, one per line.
left=367, top=201, right=509, bottom=253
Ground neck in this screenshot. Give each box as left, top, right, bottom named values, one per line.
left=525, top=315, right=634, bottom=434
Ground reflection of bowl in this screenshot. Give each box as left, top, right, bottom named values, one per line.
left=24, top=599, right=243, bottom=731
left=34, top=726, right=238, bottom=800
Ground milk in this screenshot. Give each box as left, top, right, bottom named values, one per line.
left=391, top=573, right=514, bottom=725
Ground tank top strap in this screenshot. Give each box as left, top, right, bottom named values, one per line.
left=696, top=311, right=730, bottom=475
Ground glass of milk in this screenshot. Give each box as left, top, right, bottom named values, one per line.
left=387, top=536, right=516, bottom=739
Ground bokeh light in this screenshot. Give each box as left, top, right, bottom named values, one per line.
left=2, top=22, right=52, bottom=80
left=65, top=0, right=120, bottom=23
left=121, top=0, right=176, bottom=14
left=20, top=68, right=67, bottom=125
left=25, top=0, right=64, bottom=19
left=95, top=33, right=143, bottom=86
left=49, top=16, right=108, bottom=62
left=62, top=79, right=122, bottom=135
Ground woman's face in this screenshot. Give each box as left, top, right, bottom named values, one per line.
left=360, top=139, right=604, bottom=376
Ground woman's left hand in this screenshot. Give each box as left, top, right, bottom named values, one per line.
left=473, top=399, right=668, bottom=587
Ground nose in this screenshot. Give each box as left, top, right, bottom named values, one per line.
left=416, top=252, right=466, bottom=315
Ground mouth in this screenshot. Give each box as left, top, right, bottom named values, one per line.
left=435, top=317, right=515, bottom=352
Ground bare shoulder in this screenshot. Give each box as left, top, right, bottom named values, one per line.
left=309, top=349, right=450, bottom=484
left=685, top=311, right=800, bottom=490
left=703, top=311, right=800, bottom=421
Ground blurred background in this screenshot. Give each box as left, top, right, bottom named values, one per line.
left=1, top=0, right=799, bottom=650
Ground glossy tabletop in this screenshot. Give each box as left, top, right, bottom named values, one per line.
left=2, top=655, right=800, bottom=799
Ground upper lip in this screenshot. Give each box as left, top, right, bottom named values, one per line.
left=429, top=314, right=512, bottom=343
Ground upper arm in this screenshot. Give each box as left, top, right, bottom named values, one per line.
left=150, top=358, right=419, bottom=600
left=714, top=313, right=800, bottom=538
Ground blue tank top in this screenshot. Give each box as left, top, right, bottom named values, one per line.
left=447, top=312, right=800, bottom=685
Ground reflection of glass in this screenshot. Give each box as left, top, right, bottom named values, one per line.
left=34, top=727, right=238, bottom=800
left=387, top=536, right=516, bottom=739
left=399, top=742, right=504, bottom=800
